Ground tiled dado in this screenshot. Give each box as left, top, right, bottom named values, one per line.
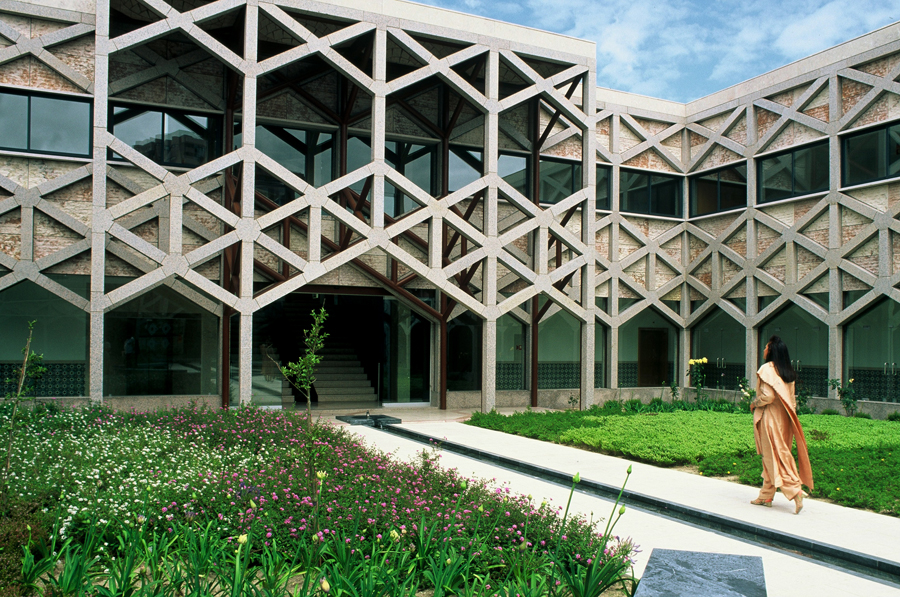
left=0, top=362, right=87, bottom=397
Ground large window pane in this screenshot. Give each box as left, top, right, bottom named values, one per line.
left=539, top=158, right=580, bottom=205
left=499, top=153, right=529, bottom=198
left=890, top=124, right=900, bottom=179
left=596, top=165, right=610, bottom=210
left=691, top=307, right=745, bottom=389
left=759, top=305, right=828, bottom=397
left=794, top=143, right=829, bottom=195
left=650, top=174, right=681, bottom=216
left=30, top=95, right=91, bottom=156
left=104, top=286, right=219, bottom=396
left=497, top=313, right=525, bottom=390
left=385, top=141, right=435, bottom=218
left=620, top=170, right=649, bottom=214
left=0, top=281, right=88, bottom=397
left=843, top=127, right=885, bottom=186
left=164, top=113, right=208, bottom=167
left=113, top=108, right=163, bottom=163
left=538, top=301, right=580, bottom=389
left=845, top=299, right=900, bottom=403
left=691, top=172, right=718, bottom=216
left=448, top=147, right=482, bottom=193
left=760, top=153, right=793, bottom=203
left=719, top=165, right=747, bottom=210
left=0, top=92, right=28, bottom=150
left=448, top=311, right=481, bottom=391
left=618, top=308, right=678, bottom=388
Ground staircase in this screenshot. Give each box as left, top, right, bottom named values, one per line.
left=314, top=342, right=378, bottom=404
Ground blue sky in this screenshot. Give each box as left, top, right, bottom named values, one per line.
left=415, top=0, right=900, bottom=103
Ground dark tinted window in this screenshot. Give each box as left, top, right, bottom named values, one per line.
left=758, top=141, right=828, bottom=203
left=843, top=122, right=900, bottom=186
left=539, top=158, right=581, bottom=205
left=596, top=165, right=610, bottom=210
left=0, top=90, right=91, bottom=157
left=619, top=169, right=682, bottom=217
left=110, top=104, right=222, bottom=168
left=690, top=163, right=747, bottom=217
left=448, top=146, right=482, bottom=193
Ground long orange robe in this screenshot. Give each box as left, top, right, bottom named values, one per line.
left=752, top=362, right=814, bottom=500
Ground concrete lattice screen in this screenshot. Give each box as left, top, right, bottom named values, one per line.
left=0, top=0, right=900, bottom=409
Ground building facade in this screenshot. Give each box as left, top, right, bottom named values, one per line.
left=1, top=0, right=900, bottom=411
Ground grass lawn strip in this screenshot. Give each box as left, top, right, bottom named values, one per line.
left=467, top=408, right=900, bottom=516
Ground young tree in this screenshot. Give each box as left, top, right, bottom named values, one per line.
left=274, top=307, right=328, bottom=424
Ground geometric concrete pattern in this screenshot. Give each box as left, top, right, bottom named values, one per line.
left=0, top=0, right=899, bottom=410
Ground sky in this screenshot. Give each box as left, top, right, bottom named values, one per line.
left=415, top=0, right=900, bottom=103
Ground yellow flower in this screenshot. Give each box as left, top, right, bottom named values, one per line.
left=316, top=471, right=328, bottom=480
left=237, top=534, right=248, bottom=545
left=836, top=487, right=841, bottom=491
left=320, top=578, right=330, bottom=593
left=849, top=378, right=854, bottom=383
left=389, top=530, right=400, bottom=542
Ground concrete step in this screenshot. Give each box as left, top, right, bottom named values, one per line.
left=316, top=387, right=375, bottom=396
left=316, top=373, right=368, bottom=381
left=317, top=394, right=379, bottom=403
left=316, top=379, right=373, bottom=388
left=317, top=365, right=365, bottom=374
left=319, top=354, right=357, bottom=362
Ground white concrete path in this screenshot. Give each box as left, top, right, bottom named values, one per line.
left=348, top=421, right=900, bottom=597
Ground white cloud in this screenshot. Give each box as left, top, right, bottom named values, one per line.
left=412, top=0, right=899, bottom=102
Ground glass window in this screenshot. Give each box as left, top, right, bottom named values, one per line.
left=758, top=141, right=829, bottom=203
left=385, top=140, right=436, bottom=218
left=619, top=169, right=682, bottom=217
left=843, top=122, right=900, bottom=187
left=0, top=92, right=29, bottom=150
left=690, top=164, right=747, bottom=217
left=448, top=311, right=482, bottom=391
left=596, top=165, right=611, bottom=210
left=844, top=299, right=900, bottom=403
left=104, top=285, right=219, bottom=396
left=0, top=90, right=91, bottom=157
left=0, top=280, right=88, bottom=397
left=538, top=300, right=580, bottom=389
left=691, top=307, right=745, bottom=389
left=498, top=153, right=529, bottom=198
left=538, top=158, right=581, bottom=205
left=448, top=147, right=482, bottom=193
left=110, top=104, right=222, bottom=168
left=497, top=313, right=525, bottom=391
left=759, top=305, right=828, bottom=397
left=249, top=124, right=335, bottom=205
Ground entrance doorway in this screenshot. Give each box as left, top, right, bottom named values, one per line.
left=247, top=291, right=433, bottom=407
left=638, top=328, right=668, bottom=387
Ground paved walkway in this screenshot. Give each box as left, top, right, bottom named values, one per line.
left=333, top=410, right=900, bottom=597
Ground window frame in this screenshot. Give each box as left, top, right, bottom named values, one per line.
left=689, top=162, right=748, bottom=217
left=757, top=140, right=829, bottom=204
left=841, top=119, right=900, bottom=187
left=108, top=102, right=224, bottom=168
left=0, top=87, right=93, bottom=158
left=498, top=149, right=532, bottom=200
left=618, top=167, right=683, bottom=218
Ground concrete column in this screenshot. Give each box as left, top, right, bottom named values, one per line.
left=482, top=316, right=497, bottom=412
left=90, top=1, right=110, bottom=403
left=580, top=69, right=597, bottom=408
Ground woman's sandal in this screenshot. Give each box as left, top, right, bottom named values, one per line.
left=750, top=498, right=773, bottom=507
left=794, top=491, right=806, bottom=514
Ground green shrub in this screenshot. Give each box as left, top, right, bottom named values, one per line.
left=854, top=412, right=873, bottom=419
left=600, top=399, right=623, bottom=413
left=821, top=409, right=840, bottom=416
left=623, top=399, right=644, bottom=413
left=0, top=500, right=50, bottom=596
left=888, top=411, right=900, bottom=422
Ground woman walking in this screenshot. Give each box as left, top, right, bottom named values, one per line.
left=750, top=335, right=814, bottom=513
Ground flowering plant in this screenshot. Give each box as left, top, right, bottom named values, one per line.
left=827, top=378, right=857, bottom=416
left=687, top=357, right=709, bottom=402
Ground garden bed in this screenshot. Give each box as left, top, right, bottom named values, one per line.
left=1, top=404, right=637, bottom=596
left=467, top=403, right=900, bottom=516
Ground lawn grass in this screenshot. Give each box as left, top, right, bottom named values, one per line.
left=467, top=407, right=900, bottom=516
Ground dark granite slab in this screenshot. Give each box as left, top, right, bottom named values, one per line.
left=634, top=549, right=766, bottom=597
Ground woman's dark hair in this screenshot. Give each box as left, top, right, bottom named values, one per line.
left=765, top=335, right=797, bottom=383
